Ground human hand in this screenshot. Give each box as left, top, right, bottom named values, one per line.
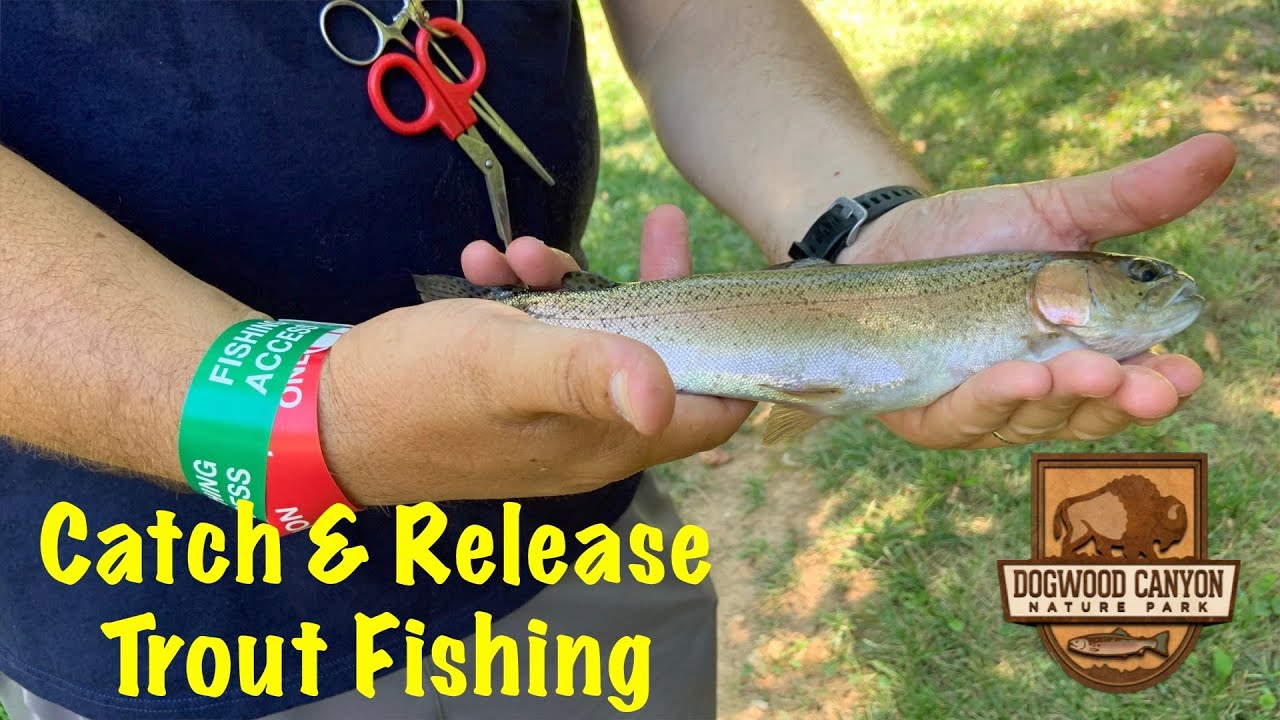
left=840, top=133, right=1234, bottom=448
left=316, top=207, right=753, bottom=505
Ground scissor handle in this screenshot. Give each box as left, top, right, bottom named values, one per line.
left=365, top=17, right=485, bottom=139
left=318, top=0, right=411, bottom=67
left=419, top=18, right=486, bottom=95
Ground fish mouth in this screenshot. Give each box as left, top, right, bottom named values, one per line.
left=1149, top=280, right=1204, bottom=334
left=1167, top=282, right=1203, bottom=307
left=1163, top=294, right=1205, bottom=338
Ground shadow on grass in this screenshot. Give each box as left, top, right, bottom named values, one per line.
left=872, top=2, right=1280, bottom=188
left=582, top=2, right=1279, bottom=279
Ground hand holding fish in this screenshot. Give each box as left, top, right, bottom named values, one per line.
left=316, top=208, right=750, bottom=504
left=458, top=136, right=1231, bottom=452
left=834, top=134, right=1234, bottom=449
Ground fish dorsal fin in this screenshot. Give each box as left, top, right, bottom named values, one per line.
left=763, top=405, right=825, bottom=445
left=765, top=258, right=834, bottom=271
left=1112, top=627, right=1130, bottom=636
left=561, top=271, right=618, bottom=291
left=413, top=274, right=518, bottom=303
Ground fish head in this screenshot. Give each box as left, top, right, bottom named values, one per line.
left=1031, top=254, right=1204, bottom=358
left=1067, top=638, right=1088, bottom=651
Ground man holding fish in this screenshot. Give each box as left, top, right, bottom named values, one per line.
left=0, top=0, right=1233, bottom=718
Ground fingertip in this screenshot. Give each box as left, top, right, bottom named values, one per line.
left=639, top=205, right=692, bottom=282
left=1182, top=132, right=1237, bottom=195
left=501, top=236, right=543, bottom=271
left=1127, top=132, right=1237, bottom=205
left=680, top=395, right=754, bottom=444
left=1115, top=366, right=1180, bottom=418
left=506, top=236, right=581, bottom=289
left=461, top=240, right=519, bottom=286
left=1047, top=350, right=1125, bottom=398
left=646, top=204, right=687, bottom=227
left=1184, top=132, right=1237, bottom=179
left=1127, top=353, right=1204, bottom=397
left=979, top=360, right=1054, bottom=403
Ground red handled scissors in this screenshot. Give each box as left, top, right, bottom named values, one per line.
left=366, top=17, right=511, bottom=245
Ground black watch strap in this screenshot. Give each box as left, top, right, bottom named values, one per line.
left=788, top=186, right=925, bottom=262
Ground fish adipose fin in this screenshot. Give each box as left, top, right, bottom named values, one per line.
left=763, top=406, right=825, bottom=445
left=413, top=275, right=522, bottom=303
left=560, top=271, right=619, bottom=291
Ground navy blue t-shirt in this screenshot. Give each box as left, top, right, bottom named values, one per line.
left=0, top=3, right=638, bottom=718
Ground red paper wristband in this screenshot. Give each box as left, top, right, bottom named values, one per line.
left=264, top=328, right=359, bottom=533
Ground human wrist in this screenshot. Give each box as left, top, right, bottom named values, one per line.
left=314, top=327, right=381, bottom=507
left=786, top=186, right=924, bottom=266
left=177, top=318, right=355, bottom=525
left=765, top=169, right=928, bottom=262
left=832, top=199, right=916, bottom=265
left=313, top=304, right=441, bottom=508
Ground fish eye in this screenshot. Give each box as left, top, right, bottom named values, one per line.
left=1127, top=260, right=1163, bottom=283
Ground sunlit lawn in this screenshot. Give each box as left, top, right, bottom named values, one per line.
left=580, top=0, right=1280, bottom=716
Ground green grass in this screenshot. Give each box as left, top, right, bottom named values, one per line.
left=579, top=0, right=1280, bottom=716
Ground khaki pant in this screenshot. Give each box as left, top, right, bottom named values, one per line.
left=0, top=477, right=717, bottom=720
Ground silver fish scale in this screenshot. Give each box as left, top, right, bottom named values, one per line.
left=506, top=253, right=1085, bottom=415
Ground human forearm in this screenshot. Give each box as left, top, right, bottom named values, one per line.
left=606, top=0, right=926, bottom=263
left=0, top=146, right=266, bottom=484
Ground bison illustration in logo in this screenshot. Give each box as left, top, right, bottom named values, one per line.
left=1052, top=474, right=1187, bottom=560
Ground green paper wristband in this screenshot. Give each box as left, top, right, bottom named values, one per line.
left=178, top=319, right=343, bottom=516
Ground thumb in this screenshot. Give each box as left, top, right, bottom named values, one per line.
left=640, top=204, right=692, bottom=281
left=1032, top=133, right=1235, bottom=245
left=504, top=321, right=677, bottom=436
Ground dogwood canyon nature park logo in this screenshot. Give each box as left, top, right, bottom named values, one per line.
left=998, top=454, right=1239, bottom=692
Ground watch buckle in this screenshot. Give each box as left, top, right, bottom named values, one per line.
left=830, top=197, right=870, bottom=247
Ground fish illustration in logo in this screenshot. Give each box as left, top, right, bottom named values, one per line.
left=1067, top=628, right=1170, bottom=658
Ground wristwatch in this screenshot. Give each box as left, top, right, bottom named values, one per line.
left=788, top=186, right=925, bottom=262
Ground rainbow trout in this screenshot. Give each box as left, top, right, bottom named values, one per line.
left=415, top=252, right=1202, bottom=443
left=1067, top=628, right=1170, bottom=657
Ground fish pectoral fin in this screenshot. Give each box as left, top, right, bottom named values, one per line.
left=763, top=405, right=826, bottom=445
left=560, top=271, right=619, bottom=291
left=1023, top=331, right=1065, bottom=358
left=765, top=258, right=834, bottom=270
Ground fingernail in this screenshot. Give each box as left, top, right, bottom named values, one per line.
left=610, top=370, right=638, bottom=429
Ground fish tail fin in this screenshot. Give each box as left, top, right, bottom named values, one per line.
left=1151, top=631, right=1170, bottom=656
left=412, top=274, right=523, bottom=304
